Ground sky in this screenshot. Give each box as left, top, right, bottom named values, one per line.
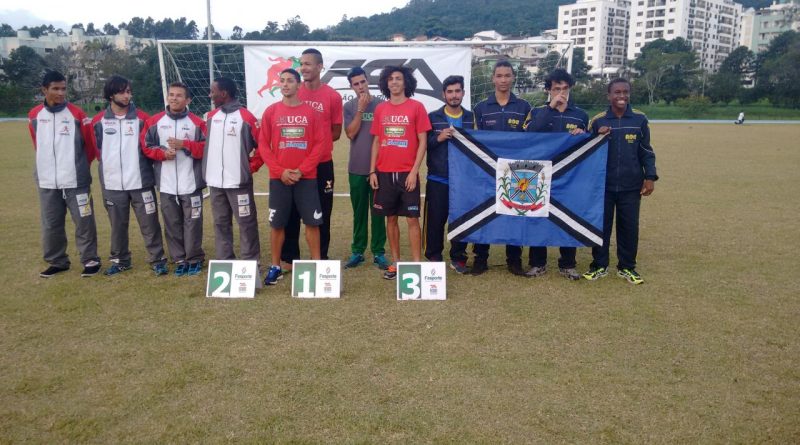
left=0, top=0, right=410, bottom=37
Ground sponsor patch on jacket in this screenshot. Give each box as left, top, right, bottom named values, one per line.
left=104, top=127, right=117, bottom=135
left=384, top=126, right=405, bottom=137
left=191, top=207, right=202, bottom=219
left=190, top=196, right=202, bottom=208
left=238, top=205, right=250, bottom=217
left=76, top=193, right=92, bottom=217
left=386, top=139, right=408, bottom=148
left=281, top=141, right=308, bottom=150
left=142, top=191, right=155, bottom=204
left=58, top=125, right=71, bottom=136
left=281, top=127, right=305, bottom=138
left=145, top=202, right=156, bottom=214
left=237, top=194, right=250, bottom=206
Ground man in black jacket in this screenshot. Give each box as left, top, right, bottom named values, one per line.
left=424, top=75, right=475, bottom=273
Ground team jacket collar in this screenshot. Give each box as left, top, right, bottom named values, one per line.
left=43, top=100, right=68, bottom=114
left=604, top=104, right=634, bottom=120
left=218, top=100, right=242, bottom=114
left=165, top=107, right=189, bottom=120
left=103, top=103, right=140, bottom=120
left=487, top=92, right=519, bottom=106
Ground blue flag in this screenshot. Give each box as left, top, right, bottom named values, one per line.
left=447, top=128, right=608, bottom=247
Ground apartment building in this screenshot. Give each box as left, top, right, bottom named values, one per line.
left=627, top=0, right=743, bottom=72
left=740, top=0, right=800, bottom=52
left=557, top=0, right=632, bottom=76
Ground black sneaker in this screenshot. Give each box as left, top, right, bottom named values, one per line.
left=470, top=259, right=488, bottom=276
left=40, top=265, right=69, bottom=278
left=508, top=261, right=528, bottom=277
left=81, top=261, right=101, bottom=277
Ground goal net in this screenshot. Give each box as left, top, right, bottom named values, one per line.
left=157, top=39, right=574, bottom=115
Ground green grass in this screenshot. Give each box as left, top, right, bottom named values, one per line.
left=577, top=104, right=800, bottom=120
left=1, top=122, right=799, bottom=443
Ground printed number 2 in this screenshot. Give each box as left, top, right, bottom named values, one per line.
left=212, top=271, right=230, bottom=297
left=297, top=270, right=314, bottom=298
left=401, top=273, right=421, bottom=299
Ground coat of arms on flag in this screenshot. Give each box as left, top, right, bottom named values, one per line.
left=447, top=129, right=608, bottom=247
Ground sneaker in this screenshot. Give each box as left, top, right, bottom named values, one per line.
left=345, top=253, right=365, bottom=269
left=449, top=260, right=469, bottom=274
left=582, top=266, right=608, bottom=281
left=264, top=265, right=284, bottom=285
left=174, top=263, right=188, bottom=277
left=559, top=267, right=581, bottom=281
left=40, top=265, right=69, bottom=278
left=525, top=265, right=547, bottom=278
left=618, top=268, right=644, bottom=285
left=81, top=261, right=101, bottom=277
left=508, top=261, right=528, bottom=277
left=153, top=261, right=168, bottom=276
left=104, top=263, right=132, bottom=276
left=383, top=265, right=397, bottom=280
left=373, top=254, right=391, bottom=270
left=470, top=259, right=488, bottom=276
left=187, top=262, right=203, bottom=276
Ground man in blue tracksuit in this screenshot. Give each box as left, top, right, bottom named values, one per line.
left=424, top=75, right=475, bottom=273
left=473, top=60, right=531, bottom=276
left=524, top=69, right=589, bottom=281
left=584, top=78, right=658, bottom=285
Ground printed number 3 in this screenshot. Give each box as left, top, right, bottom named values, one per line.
left=401, top=273, right=421, bottom=299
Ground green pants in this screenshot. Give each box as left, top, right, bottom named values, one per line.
left=349, top=173, right=386, bottom=256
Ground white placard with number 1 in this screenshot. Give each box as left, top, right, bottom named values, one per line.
left=396, top=262, right=447, bottom=300
left=291, top=260, right=342, bottom=298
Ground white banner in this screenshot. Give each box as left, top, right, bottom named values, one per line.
left=244, top=45, right=472, bottom=118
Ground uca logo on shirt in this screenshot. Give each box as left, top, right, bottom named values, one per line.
left=278, top=116, right=308, bottom=125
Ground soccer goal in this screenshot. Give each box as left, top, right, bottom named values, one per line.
left=156, top=39, right=574, bottom=115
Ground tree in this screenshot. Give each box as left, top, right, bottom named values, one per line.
left=0, top=23, right=16, bottom=37
left=754, top=30, right=800, bottom=107
left=633, top=38, right=699, bottom=104
left=230, top=26, right=244, bottom=40
left=708, top=46, right=754, bottom=103
left=571, top=47, right=591, bottom=83
left=1, top=46, right=47, bottom=91
left=103, top=23, right=119, bottom=35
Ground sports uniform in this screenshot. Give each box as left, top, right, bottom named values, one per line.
left=588, top=105, right=658, bottom=274
left=524, top=102, right=589, bottom=273
left=143, top=108, right=207, bottom=272
left=203, top=100, right=262, bottom=261
left=258, top=101, right=323, bottom=229
left=424, top=105, right=475, bottom=264
left=473, top=92, right=531, bottom=269
left=344, top=96, right=386, bottom=262
left=281, top=83, right=343, bottom=261
left=370, top=98, right=432, bottom=217
left=92, top=104, right=166, bottom=269
left=28, top=100, right=100, bottom=273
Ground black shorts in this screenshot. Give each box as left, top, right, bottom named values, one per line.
left=269, top=179, right=323, bottom=228
left=372, top=171, right=421, bottom=217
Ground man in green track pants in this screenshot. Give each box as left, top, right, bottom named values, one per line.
left=342, top=67, right=389, bottom=269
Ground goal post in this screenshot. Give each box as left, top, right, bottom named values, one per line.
left=156, top=39, right=574, bottom=115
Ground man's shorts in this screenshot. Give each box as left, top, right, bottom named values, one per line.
left=373, top=171, right=421, bottom=217
left=269, top=179, right=323, bottom=229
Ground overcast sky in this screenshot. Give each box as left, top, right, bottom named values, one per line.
left=1, top=0, right=410, bottom=37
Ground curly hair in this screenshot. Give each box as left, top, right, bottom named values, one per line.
left=378, top=65, right=417, bottom=99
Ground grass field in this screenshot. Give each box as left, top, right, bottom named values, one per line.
left=1, top=121, right=799, bottom=443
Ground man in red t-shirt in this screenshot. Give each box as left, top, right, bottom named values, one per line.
left=259, top=68, right=324, bottom=285
left=281, top=48, right=343, bottom=265
left=369, top=65, right=432, bottom=280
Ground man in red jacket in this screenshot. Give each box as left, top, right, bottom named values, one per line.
left=259, top=69, right=324, bottom=285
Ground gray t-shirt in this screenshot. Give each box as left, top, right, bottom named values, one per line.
left=344, top=96, right=383, bottom=175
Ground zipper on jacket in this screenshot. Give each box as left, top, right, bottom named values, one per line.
left=51, top=110, right=59, bottom=189
left=174, top=121, right=180, bottom=203
left=220, top=113, right=227, bottom=187
left=118, top=119, right=125, bottom=191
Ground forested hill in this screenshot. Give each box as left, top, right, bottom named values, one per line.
left=327, top=0, right=574, bottom=41
left=327, top=0, right=775, bottom=41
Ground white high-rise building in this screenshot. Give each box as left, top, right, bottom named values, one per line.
left=627, top=0, right=743, bottom=72
left=557, top=0, right=632, bottom=76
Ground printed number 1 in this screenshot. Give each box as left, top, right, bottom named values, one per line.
left=211, top=271, right=230, bottom=297
left=297, top=270, right=314, bottom=298
left=401, top=273, right=421, bottom=299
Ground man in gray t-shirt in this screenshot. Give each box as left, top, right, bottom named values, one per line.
left=342, top=67, right=388, bottom=269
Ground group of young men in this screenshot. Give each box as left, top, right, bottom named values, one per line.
left=29, top=48, right=657, bottom=287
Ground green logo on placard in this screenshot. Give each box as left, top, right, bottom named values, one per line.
left=293, top=262, right=317, bottom=297
left=208, top=262, right=233, bottom=297
left=398, top=264, right=422, bottom=299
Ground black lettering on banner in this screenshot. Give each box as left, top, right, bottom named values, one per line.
left=322, top=58, right=444, bottom=102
